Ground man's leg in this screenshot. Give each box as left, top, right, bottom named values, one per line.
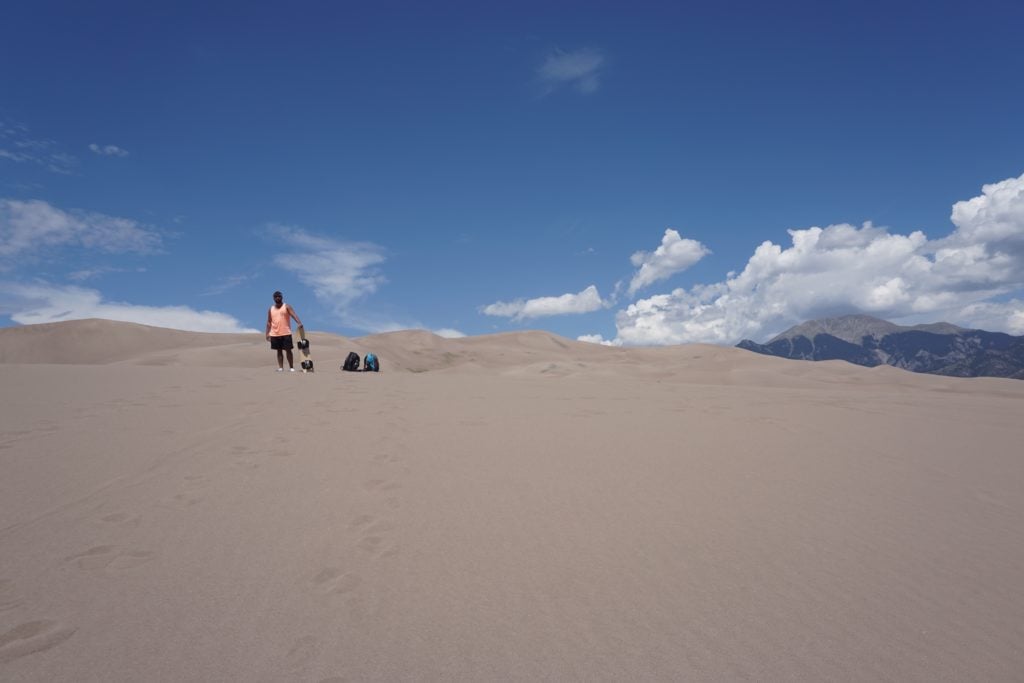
left=276, top=349, right=284, bottom=369
left=286, top=349, right=294, bottom=369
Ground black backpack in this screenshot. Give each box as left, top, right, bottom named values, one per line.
left=341, top=352, right=361, bottom=372
left=363, top=353, right=380, bottom=372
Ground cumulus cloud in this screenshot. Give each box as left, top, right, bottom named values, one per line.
left=0, top=121, right=77, bottom=174
left=611, top=172, right=1024, bottom=345
left=0, top=198, right=162, bottom=262
left=577, top=333, right=621, bottom=346
left=89, top=143, right=129, bottom=157
left=538, top=48, right=605, bottom=94
left=955, top=299, right=1024, bottom=335
left=482, top=285, right=606, bottom=321
left=628, top=229, right=710, bottom=296
left=267, top=225, right=386, bottom=312
left=2, top=282, right=258, bottom=333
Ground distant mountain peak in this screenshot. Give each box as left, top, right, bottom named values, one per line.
left=768, top=314, right=967, bottom=345
left=738, top=315, right=1022, bottom=380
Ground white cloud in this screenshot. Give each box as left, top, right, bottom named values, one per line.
left=201, top=274, right=253, bottom=296
left=482, top=285, right=606, bottom=321
left=628, top=229, right=710, bottom=296
left=67, top=268, right=109, bottom=282
left=947, top=174, right=1024, bottom=246
left=89, top=143, right=129, bottom=157
left=265, top=227, right=440, bottom=334
left=953, top=299, right=1024, bottom=336
left=67, top=266, right=145, bottom=282
left=610, top=172, right=1024, bottom=345
left=434, top=328, right=466, bottom=338
left=538, top=48, right=605, bottom=94
left=268, top=225, right=386, bottom=312
left=577, top=333, right=621, bottom=346
left=0, top=198, right=162, bottom=261
left=2, top=282, right=258, bottom=333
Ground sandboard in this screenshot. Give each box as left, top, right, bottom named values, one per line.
left=296, top=325, right=314, bottom=372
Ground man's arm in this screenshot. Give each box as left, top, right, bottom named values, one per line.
left=288, top=305, right=303, bottom=328
left=265, top=308, right=272, bottom=340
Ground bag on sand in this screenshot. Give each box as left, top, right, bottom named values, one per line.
left=363, top=353, right=380, bottom=372
left=341, top=352, right=361, bottom=372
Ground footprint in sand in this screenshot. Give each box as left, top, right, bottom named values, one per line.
left=364, top=519, right=393, bottom=534
left=162, top=492, right=204, bottom=509
left=286, top=635, right=322, bottom=674
left=100, top=512, right=129, bottom=523
left=0, top=620, right=77, bottom=664
left=107, top=551, right=157, bottom=572
left=357, top=534, right=397, bottom=558
left=66, top=545, right=118, bottom=570
left=349, top=514, right=376, bottom=531
left=0, top=578, right=23, bottom=612
left=362, top=479, right=401, bottom=493
left=310, top=567, right=362, bottom=595
left=65, top=546, right=155, bottom=573
left=99, top=512, right=141, bottom=528
left=349, top=513, right=398, bottom=557
left=362, top=480, right=404, bottom=512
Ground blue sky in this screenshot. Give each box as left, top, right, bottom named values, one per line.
left=2, top=0, right=1024, bottom=344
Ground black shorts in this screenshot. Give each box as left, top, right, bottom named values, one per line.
left=270, top=334, right=294, bottom=351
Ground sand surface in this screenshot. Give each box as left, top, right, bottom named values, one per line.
left=1, top=319, right=1022, bottom=681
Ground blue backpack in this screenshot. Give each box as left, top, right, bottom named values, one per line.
left=363, top=353, right=380, bottom=372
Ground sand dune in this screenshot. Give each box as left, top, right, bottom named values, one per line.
left=1, top=319, right=1022, bottom=681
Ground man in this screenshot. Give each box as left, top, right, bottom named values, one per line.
left=266, top=291, right=303, bottom=372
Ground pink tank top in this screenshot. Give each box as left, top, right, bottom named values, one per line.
left=269, top=303, right=292, bottom=336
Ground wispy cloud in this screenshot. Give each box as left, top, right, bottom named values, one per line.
left=0, top=198, right=162, bottom=263
left=67, top=265, right=146, bottom=282
left=537, top=48, right=605, bottom=94
left=607, top=172, right=1024, bottom=345
left=0, top=120, right=77, bottom=174
left=267, top=224, right=387, bottom=312
left=2, top=282, right=258, bottom=333
left=89, top=143, right=129, bottom=157
left=482, top=285, right=606, bottom=321
left=265, top=224, right=458, bottom=334
left=202, top=274, right=254, bottom=296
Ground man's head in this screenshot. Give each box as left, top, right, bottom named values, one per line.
left=273, top=291, right=283, bottom=304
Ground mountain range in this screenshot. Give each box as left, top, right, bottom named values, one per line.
left=736, top=315, right=1024, bottom=379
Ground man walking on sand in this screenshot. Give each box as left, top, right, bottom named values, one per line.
left=266, top=291, right=303, bottom=372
